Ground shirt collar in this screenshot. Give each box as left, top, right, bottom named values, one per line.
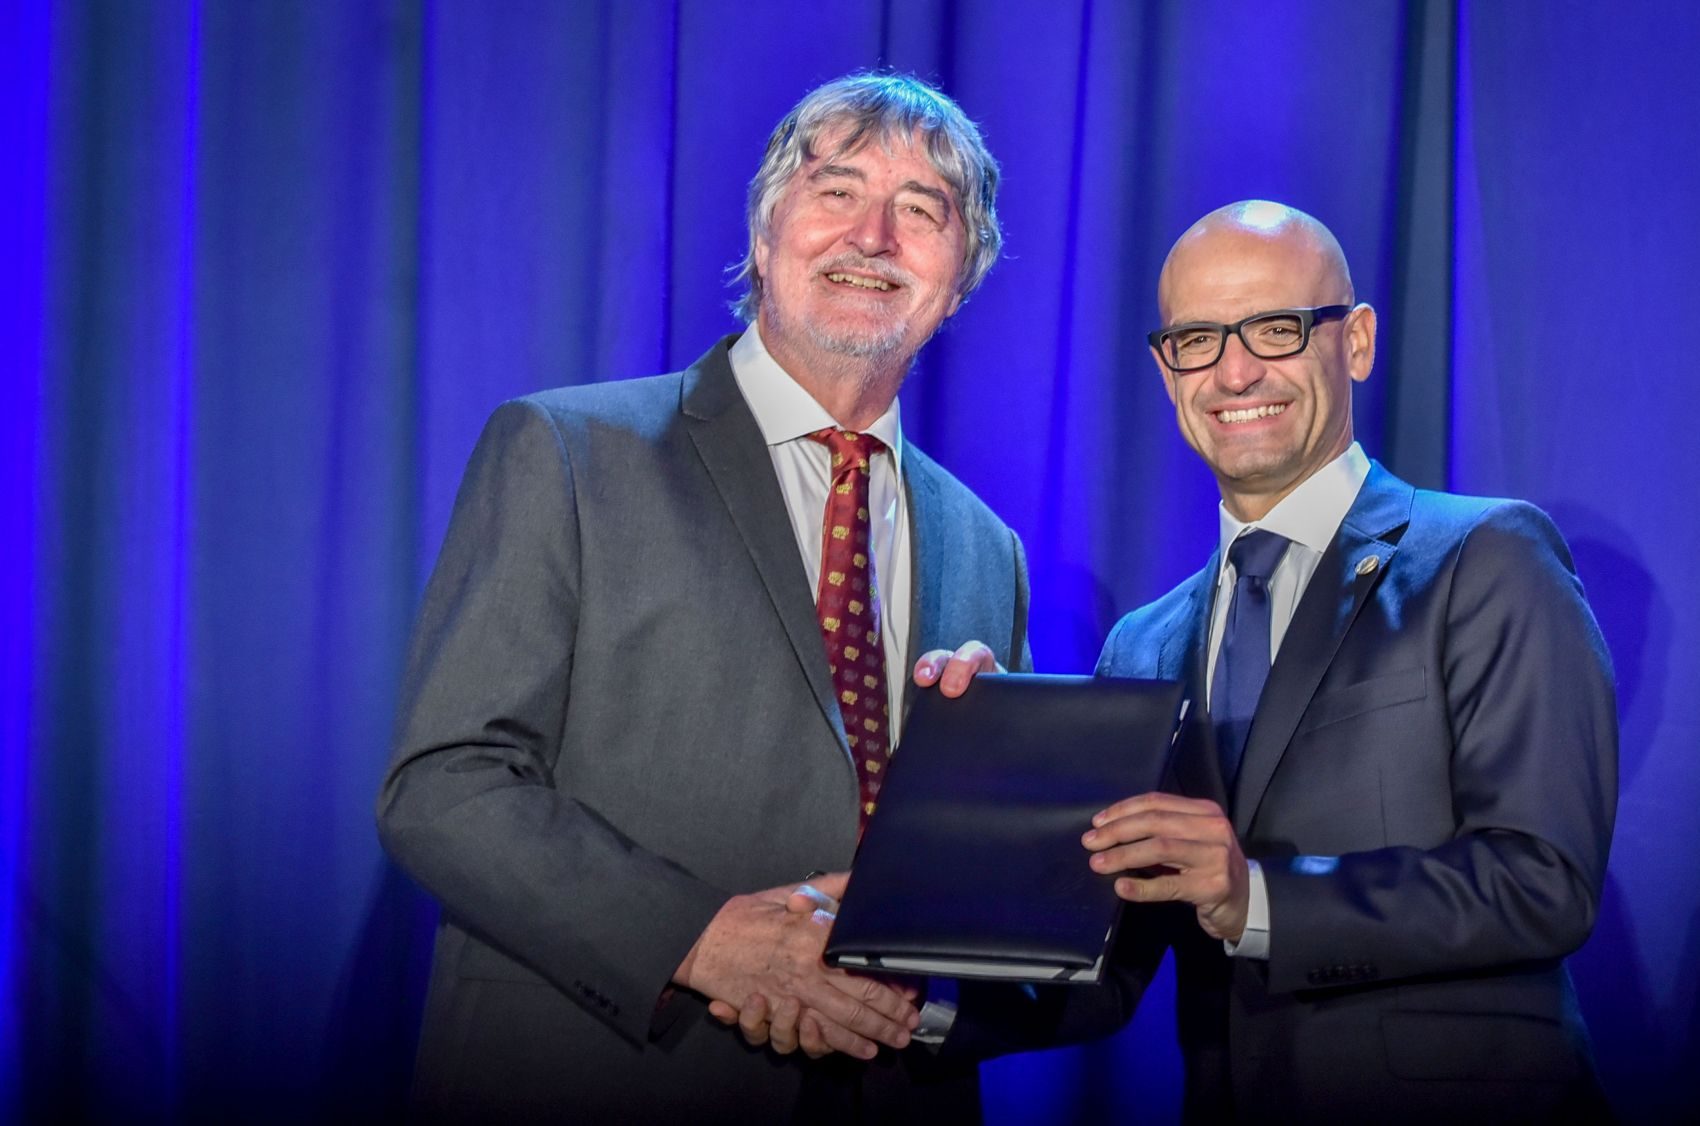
left=1216, top=442, right=1371, bottom=571
left=728, top=322, right=905, bottom=469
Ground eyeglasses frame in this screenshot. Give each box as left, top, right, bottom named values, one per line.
left=1147, top=304, right=1354, bottom=373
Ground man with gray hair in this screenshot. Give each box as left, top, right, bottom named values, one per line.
left=378, top=73, right=1031, bottom=1121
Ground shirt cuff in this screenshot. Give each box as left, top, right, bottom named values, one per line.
left=1223, top=858, right=1270, bottom=960
left=911, top=977, right=958, bottom=1047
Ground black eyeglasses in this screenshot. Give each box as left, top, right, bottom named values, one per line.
left=1147, top=305, right=1352, bottom=372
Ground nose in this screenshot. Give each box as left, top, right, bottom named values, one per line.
left=1212, top=333, right=1266, bottom=394
left=845, top=203, right=897, bottom=258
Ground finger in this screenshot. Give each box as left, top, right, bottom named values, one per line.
left=799, top=1011, right=832, bottom=1059
left=737, top=992, right=772, bottom=1047
left=1092, top=791, right=1222, bottom=828
left=1090, top=836, right=1220, bottom=877
left=1082, top=818, right=1164, bottom=852
left=808, top=1013, right=882, bottom=1060
left=769, top=915, right=916, bottom=1045
left=796, top=870, right=850, bottom=906
left=767, top=994, right=803, bottom=1056
left=847, top=969, right=922, bottom=1028
left=1115, top=871, right=1184, bottom=903
left=886, top=976, right=922, bottom=1004
left=708, top=999, right=739, bottom=1025
left=1113, top=859, right=1238, bottom=912
left=1083, top=812, right=1168, bottom=852
left=1084, top=804, right=1231, bottom=851
left=911, top=649, right=955, bottom=686
left=800, top=972, right=916, bottom=1049
left=937, top=641, right=999, bottom=697
left=860, top=974, right=921, bottom=1034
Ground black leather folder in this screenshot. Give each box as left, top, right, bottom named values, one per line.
left=824, top=674, right=1187, bottom=984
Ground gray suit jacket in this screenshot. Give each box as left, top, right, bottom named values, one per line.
left=377, top=337, right=1032, bottom=1122
left=1096, top=464, right=1617, bottom=1122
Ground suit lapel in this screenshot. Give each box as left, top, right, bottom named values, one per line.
left=1164, top=557, right=1230, bottom=808
left=1230, top=465, right=1415, bottom=835
left=680, top=339, right=852, bottom=763
left=901, top=453, right=945, bottom=721
left=902, top=469, right=937, bottom=719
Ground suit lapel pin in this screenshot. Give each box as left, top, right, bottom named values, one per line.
left=1355, top=554, right=1381, bottom=577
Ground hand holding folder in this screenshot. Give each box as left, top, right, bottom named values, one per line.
left=824, top=674, right=1186, bottom=983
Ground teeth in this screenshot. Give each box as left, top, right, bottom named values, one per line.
left=1216, top=404, right=1286, bottom=424
left=826, top=273, right=893, bottom=291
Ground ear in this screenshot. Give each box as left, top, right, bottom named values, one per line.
left=754, top=234, right=771, bottom=280
left=1150, top=346, right=1178, bottom=405
left=1346, top=303, right=1377, bottom=384
left=944, top=290, right=963, bottom=319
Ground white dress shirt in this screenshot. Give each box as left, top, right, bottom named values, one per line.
left=728, top=324, right=914, bottom=740
left=1209, top=443, right=1371, bottom=960
left=729, top=327, right=956, bottom=1044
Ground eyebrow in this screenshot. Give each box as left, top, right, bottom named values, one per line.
left=898, top=181, right=952, bottom=214
left=808, top=165, right=954, bottom=215
left=810, top=163, right=867, bottom=184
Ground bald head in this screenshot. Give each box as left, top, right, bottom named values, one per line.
left=1157, top=201, right=1353, bottom=323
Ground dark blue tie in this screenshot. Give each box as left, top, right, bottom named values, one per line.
left=1212, top=529, right=1290, bottom=788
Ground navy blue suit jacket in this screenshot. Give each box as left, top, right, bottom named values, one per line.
left=1095, top=463, right=1618, bottom=1121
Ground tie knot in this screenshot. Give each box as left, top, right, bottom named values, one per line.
left=1228, top=529, right=1289, bottom=582
left=809, top=428, right=885, bottom=471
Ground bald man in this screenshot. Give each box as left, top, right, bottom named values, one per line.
left=919, top=201, right=1618, bottom=1119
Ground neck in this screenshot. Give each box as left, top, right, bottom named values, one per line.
left=1220, top=486, right=1285, bottom=524
left=794, top=364, right=906, bottom=431
left=1220, top=436, right=1355, bottom=522
left=757, top=317, right=911, bottom=431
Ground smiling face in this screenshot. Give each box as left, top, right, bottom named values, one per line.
left=1153, top=211, right=1376, bottom=521
left=753, top=125, right=968, bottom=392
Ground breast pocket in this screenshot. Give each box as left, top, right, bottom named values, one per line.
left=1299, top=668, right=1427, bottom=734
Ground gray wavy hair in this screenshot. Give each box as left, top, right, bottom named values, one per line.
left=730, top=73, right=1003, bottom=323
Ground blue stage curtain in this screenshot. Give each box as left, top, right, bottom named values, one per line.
left=4, top=1, right=1696, bottom=1119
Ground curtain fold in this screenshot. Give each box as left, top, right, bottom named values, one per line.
left=5, top=1, right=1697, bottom=1118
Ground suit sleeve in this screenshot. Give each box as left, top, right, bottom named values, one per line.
left=375, top=400, right=727, bottom=1045
left=1009, top=528, right=1035, bottom=673
left=1261, top=502, right=1618, bottom=992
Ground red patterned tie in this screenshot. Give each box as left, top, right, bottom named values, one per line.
left=808, top=428, right=890, bottom=830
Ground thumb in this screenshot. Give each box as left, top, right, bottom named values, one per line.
left=795, top=870, right=850, bottom=910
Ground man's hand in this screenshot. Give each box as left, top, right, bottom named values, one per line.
left=912, top=641, right=1001, bottom=697
left=706, top=875, right=921, bottom=1058
left=681, top=873, right=916, bottom=1060
left=1082, top=792, right=1251, bottom=942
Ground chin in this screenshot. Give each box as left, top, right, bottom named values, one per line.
left=1212, top=450, right=1299, bottom=486
left=805, top=318, right=912, bottom=360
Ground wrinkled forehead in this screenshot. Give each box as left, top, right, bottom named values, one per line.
left=801, top=118, right=961, bottom=196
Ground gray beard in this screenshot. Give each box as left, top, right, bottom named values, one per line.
left=760, top=293, right=919, bottom=385
left=803, top=317, right=909, bottom=361
left=758, top=299, right=918, bottom=406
